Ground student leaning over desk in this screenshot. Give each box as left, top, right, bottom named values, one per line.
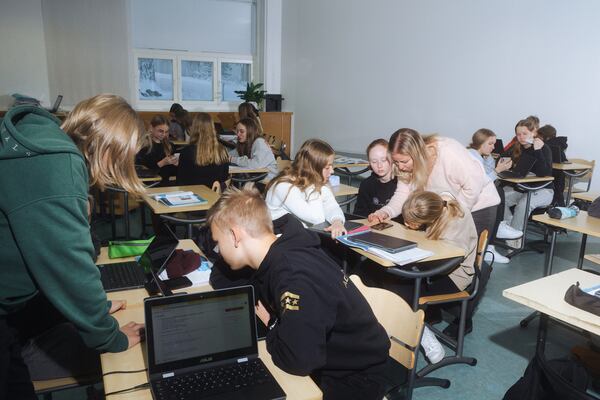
left=0, top=94, right=144, bottom=399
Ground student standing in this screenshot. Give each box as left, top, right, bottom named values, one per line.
left=265, top=139, right=346, bottom=239
left=136, top=115, right=178, bottom=184
left=176, top=112, right=229, bottom=187
left=354, top=139, right=398, bottom=217
left=229, top=118, right=277, bottom=179
left=208, top=186, right=395, bottom=400
left=0, top=95, right=144, bottom=399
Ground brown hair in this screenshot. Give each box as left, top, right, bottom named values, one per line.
left=207, top=184, right=274, bottom=237
left=512, top=118, right=537, bottom=163
left=388, top=128, right=437, bottom=190
left=188, top=113, right=229, bottom=166
left=402, top=191, right=464, bottom=240
left=537, top=124, right=557, bottom=142
left=147, top=114, right=172, bottom=155
left=235, top=118, right=261, bottom=157
left=266, top=139, right=334, bottom=197
left=366, top=138, right=389, bottom=157
left=526, top=115, right=540, bottom=130
left=61, top=94, right=145, bottom=195
left=238, top=102, right=263, bottom=133
left=468, top=128, right=496, bottom=150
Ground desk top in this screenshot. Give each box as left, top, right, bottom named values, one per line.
left=229, top=166, right=269, bottom=174
left=503, top=268, right=600, bottom=336
left=334, top=162, right=369, bottom=169
left=552, top=162, right=592, bottom=171
left=573, top=192, right=599, bottom=203
left=99, top=240, right=321, bottom=400
left=172, top=140, right=188, bottom=146
left=349, top=219, right=465, bottom=267
left=330, top=183, right=359, bottom=197
left=499, top=175, right=554, bottom=184
left=143, top=185, right=220, bottom=214
left=139, top=175, right=161, bottom=183
left=532, top=211, right=600, bottom=238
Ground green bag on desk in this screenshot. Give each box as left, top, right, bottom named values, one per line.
left=108, top=237, right=155, bottom=259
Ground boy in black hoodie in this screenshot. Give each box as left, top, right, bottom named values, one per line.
left=207, top=186, right=395, bottom=400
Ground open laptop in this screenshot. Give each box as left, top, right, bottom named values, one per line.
left=45, top=95, right=63, bottom=113
left=98, top=232, right=178, bottom=292
left=347, top=231, right=417, bottom=253
left=493, top=138, right=504, bottom=154
left=497, top=153, right=537, bottom=179
left=144, top=286, right=286, bottom=400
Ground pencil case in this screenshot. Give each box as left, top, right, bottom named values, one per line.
left=108, top=237, right=154, bottom=259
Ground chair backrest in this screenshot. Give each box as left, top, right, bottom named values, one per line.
left=350, top=275, right=424, bottom=370
left=569, top=158, right=595, bottom=191
left=276, top=156, right=292, bottom=171
left=475, top=229, right=490, bottom=271
left=211, top=180, right=221, bottom=194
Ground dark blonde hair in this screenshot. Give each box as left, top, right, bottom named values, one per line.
left=266, top=139, right=334, bottom=197
left=235, top=118, right=261, bottom=157
left=61, top=94, right=145, bottom=195
left=366, top=138, right=389, bottom=157
left=189, top=113, right=229, bottom=166
left=402, top=191, right=464, bottom=240
left=146, top=114, right=172, bottom=156
left=207, top=184, right=274, bottom=237
left=468, top=129, right=496, bottom=150
left=388, top=128, right=437, bottom=190
left=537, top=124, right=557, bottom=141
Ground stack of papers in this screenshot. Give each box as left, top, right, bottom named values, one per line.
left=338, top=234, right=433, bottom=266
left=152, top=191, right=207, bottom=207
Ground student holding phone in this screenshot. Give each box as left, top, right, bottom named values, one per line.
left=136, top=114, right=178, bottom=185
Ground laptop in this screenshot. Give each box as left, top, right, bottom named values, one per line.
left=144, top=286, right=286, bottom=400
left=497, top=153, right=537, bottom=179
left=493, top=138, right=504, bottom=154
left=550, top=145, right=570, bottom=164
left=309, top=220, right=363, bottom=234
left=347, top=231, right=417, bottom=254
left=45, top=95, right=63, bottom=113
left=98, top=233, right=179, bottom=292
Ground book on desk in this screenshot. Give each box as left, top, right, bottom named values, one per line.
left=152, top=191, right=208, bottom=207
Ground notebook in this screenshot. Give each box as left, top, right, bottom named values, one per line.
left=498, top=153, right=537, bottom=179
left=347, top=231, right=417, bottom=254
left=144, top=286, right=286, bottom=400
left=98, top=232, right=178, bottom=292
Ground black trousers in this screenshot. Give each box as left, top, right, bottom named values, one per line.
left=0, top=317, right=35, bottom=400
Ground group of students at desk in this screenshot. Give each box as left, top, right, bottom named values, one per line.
left=0, top=93, right=570, bottom=400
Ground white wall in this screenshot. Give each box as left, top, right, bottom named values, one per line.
left=281, top=0, right=600, bottom=189
left=0, top=0, right=50, bottom=109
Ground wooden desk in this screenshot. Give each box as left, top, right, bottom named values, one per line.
left=573, top=191, right=598, bottom=203
left=552, top=162, right=591, bottom=171
left=503, top=268, right=600, bottom=337
left=143, top=185, right=219, bottom=215
left=349, top=219, right=465, bottom=267
left=499, top=176, right=554, bottom=184
left=99, top=240, right=321, bottom=400
left=229, top=166, right=269, bottom=174
left=329, top=183, right=358, bottom=197
left=553, top=162, right=593, bottom=204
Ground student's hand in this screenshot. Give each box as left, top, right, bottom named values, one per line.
left=109, top=300, right=127, bottom=314
left=121, top=322, right=145, bottom=349
left=533, top=137, right=544, bottom=151
left=368, top=210, right=389, bottom=224
left=255, top=301, right=270, bottom=327
left=325, top=220, right=347, bottom=239
left=495, top=158, right=512, bottom=173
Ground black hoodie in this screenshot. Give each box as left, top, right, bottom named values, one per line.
left=250, top=215, right=390, bottom=378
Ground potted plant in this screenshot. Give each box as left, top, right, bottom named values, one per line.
left=235, top=82, right=267, bottom=110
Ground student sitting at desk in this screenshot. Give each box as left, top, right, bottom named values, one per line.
left=168, top=102, right=185, bottom=141
left=354, top=139, right=398, bottom=217
left=502, top=118, right=554, bottom=248
left=176, top=112, right=229, bottom=188
left=136, top=114, right=178, bottom=185
left=238, top=101, right=264, bottom=134
left=208, top=186, right=396, bottom=400
left=229, top=117, right=278, bottom=179
left=537, top=124, right=568, bottom=206
left=265, top=138, right=346, bottom=239
left=0, top=94, right=144, bottom=399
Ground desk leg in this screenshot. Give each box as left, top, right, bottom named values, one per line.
left=412, top=277, right=422, bottom=311
left=536, top=314, right=548, bottom=356
left=565, top=174, right=573, bottom=206
left=578, top=234, right=588, bottom=269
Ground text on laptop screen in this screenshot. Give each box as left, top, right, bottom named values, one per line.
left=151, top=292, right=253, bottom=365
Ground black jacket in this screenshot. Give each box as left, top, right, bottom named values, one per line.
left=250, top=216, right=390, bottom=378
left=135, top=141, right=176, bottom=184
left=175, top=145, right=229, bottom=187
left=354, top=174, right=397, bottom=217
left=508, top=143, right=554, bottom=190
left=546, top=136, right=568, bottom=206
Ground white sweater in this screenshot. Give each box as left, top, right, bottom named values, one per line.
left=228, top=137, right=278, bottom=179
left=266, top=182, right=345, bottom=226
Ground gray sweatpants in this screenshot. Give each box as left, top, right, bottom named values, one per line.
left=503, top=187, right=553, bottom=231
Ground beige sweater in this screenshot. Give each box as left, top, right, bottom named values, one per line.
left=441, top=207, right=478, bottom=290
left=380, top=137, right=500, bottom=218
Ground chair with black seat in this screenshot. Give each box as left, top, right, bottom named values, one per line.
left=350, top=274, right=424, bottom=400
left=415, top=230, right=489, bottom=379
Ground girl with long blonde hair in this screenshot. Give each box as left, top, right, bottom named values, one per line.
left=265, top=138, right=346, bottom=238
left=176, top=113, right=230, bottom=187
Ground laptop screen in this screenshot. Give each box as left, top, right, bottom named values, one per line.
left=145, top=286, right=258, bottom=375
left=138, top=234, right=179, bottom=275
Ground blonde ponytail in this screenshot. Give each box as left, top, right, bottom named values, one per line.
left=402, top=191, right=464, bottom=240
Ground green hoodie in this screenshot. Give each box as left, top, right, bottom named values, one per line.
left=0, top=106, right=128, bottom=353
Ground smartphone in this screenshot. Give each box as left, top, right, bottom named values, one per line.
left=371, top=222, right=393, bottom=231
left=499, top=157, right=511, bottom=163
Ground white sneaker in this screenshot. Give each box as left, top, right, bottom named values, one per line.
left=485, top=245, right=510, bottom=264
left=496, top=221, right=523, bottom=240
left=421, top=326, right=445, bottom=364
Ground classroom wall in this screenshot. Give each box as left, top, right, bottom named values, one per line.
left=281, top=0, right=600, bottom=190
left=0, top=0, right=50, bottom=109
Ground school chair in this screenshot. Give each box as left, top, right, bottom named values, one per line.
left=569, top=158, right=595, bottom=194
left=416, top=230, right=489, bottom=379
left=33, top=374, right=100, bottom=400
left=350, top=275, right=424, bottom=400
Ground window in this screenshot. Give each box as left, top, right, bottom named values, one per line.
left=134, top=50, right=252, bottom=109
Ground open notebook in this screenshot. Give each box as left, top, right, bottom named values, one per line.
left=152, top=191, right=207, bottom=207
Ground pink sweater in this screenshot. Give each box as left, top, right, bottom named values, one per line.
left=380, top=137, right=500, bottom=218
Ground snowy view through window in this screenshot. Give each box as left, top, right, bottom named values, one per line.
left=221, top=62, right=250, bottom=101
left=182, top=60, right=213, bottom=101
left=138, top=58, right=173, bottom=100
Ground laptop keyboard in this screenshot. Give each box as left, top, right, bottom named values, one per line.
left=153, top=359, right=273, bottom=400
left=100, top=262, right=146, bottom=291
